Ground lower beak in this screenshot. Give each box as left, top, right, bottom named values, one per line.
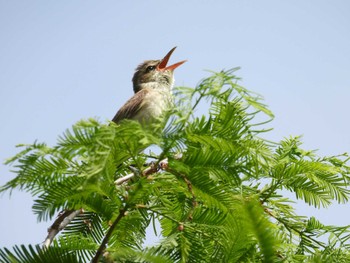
left=157, top=47, right=187, bottom=71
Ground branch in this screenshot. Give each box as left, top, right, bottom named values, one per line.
left=182, top=175, right=197, bottom=221
left=91, top=207, right=128, bottom=263
left=91, top=158, right=173, bottom=261
left=114, top=172, right=136, bottom=185
left=163, top=164, right=197, bottom=225
left=114, top=158, right=168, bottom=185
left=43, top=209, right=83, bottom=248
left=42, top=159, right=169, bottom=248
left=264, top=207, right=327, bottom=249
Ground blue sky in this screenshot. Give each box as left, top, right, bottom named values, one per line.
left=1, top=1, right=350, bottom=248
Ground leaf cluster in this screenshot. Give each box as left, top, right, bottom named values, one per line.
left=1, top=69, right=350, bottom=262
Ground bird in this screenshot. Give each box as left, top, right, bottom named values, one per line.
left=112, top=47, right=186, bottom=125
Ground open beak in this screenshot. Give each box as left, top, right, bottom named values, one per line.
left=157, top=47, right=187, bottom=71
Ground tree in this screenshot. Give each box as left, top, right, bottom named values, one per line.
left=1, top=69, right=350, bottom=262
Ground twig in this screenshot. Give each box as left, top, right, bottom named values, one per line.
left=91, top=207, right=128, bottom=263
left=114, top=158, right=168, bottom=185
left=182, top=175, right=197, bottom=221
left=114, top=172, right=136, bottom=185
left=264, top=207, right=327, bottom=249
left=43, top=209, right=83, bottom=248
left=165, top=165, right=197, bottom=223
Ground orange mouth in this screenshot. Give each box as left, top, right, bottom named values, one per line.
left=157, top=47, right=187, bottom=71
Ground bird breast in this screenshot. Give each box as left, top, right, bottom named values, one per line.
left=133, top=88, right=172, bottom=123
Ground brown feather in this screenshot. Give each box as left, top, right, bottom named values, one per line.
left=112, top=89, right=149, bottom=123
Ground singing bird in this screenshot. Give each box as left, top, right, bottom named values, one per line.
left=112, top=47, right=186, bottom=124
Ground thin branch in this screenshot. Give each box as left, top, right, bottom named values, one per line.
left=91, top=206, right=128, bottom=263
left=260, top=165, right=287, bottom=204
left=91, top=159, right=170, bottom=262
left=114, top=172, right=136, bottom=185
left=165, top=164, right=197, bottom=223
left=43, top=209, right=83, bottom=248
left=42, top=159, right=168, bottom=249
left=264, top=207, right=327, bottom=249
left=114, top=158, right=168, bottom=185
left=260, top=178, right=283, bottom=204
left=182, top=175, right=197, bottom=221
left=145, top=205, right=215, bottom=238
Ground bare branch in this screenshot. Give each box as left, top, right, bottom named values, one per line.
left=114, top=172, right=136, bottom=185
left=43, top=209, right=83, bottom=248
left=114, top=158, right=169, bottom=185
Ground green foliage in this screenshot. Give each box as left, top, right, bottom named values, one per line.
left=0, top=244, right=80, bottom=263
left=2, top=69, right=350, bottom=262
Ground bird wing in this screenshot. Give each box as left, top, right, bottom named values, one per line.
left=112, top=89, right=149, bottom=123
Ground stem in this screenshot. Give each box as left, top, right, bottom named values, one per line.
left=191, top=92, right=204, bottom=112
left=182, top=175, right=197, bottom=221
left=166, top=167, right=197, bottom=222
left=264, top=208, right=327, bottom=249
left=260, top=165, right=287, bottom=204
left=91, top=206, right=128, bottom=263
left=260, top=178, right=282, bottom=204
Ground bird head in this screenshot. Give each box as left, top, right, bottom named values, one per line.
left=132, top=47, right=186, bottom=93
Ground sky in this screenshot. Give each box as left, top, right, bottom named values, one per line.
left=1, top=0, right=350, bottom=248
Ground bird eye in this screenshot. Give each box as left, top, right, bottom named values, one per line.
left=146, top=65, right=156, bottom=72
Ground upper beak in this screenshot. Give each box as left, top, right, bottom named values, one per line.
left=157, top=47, right=187, bottom=71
